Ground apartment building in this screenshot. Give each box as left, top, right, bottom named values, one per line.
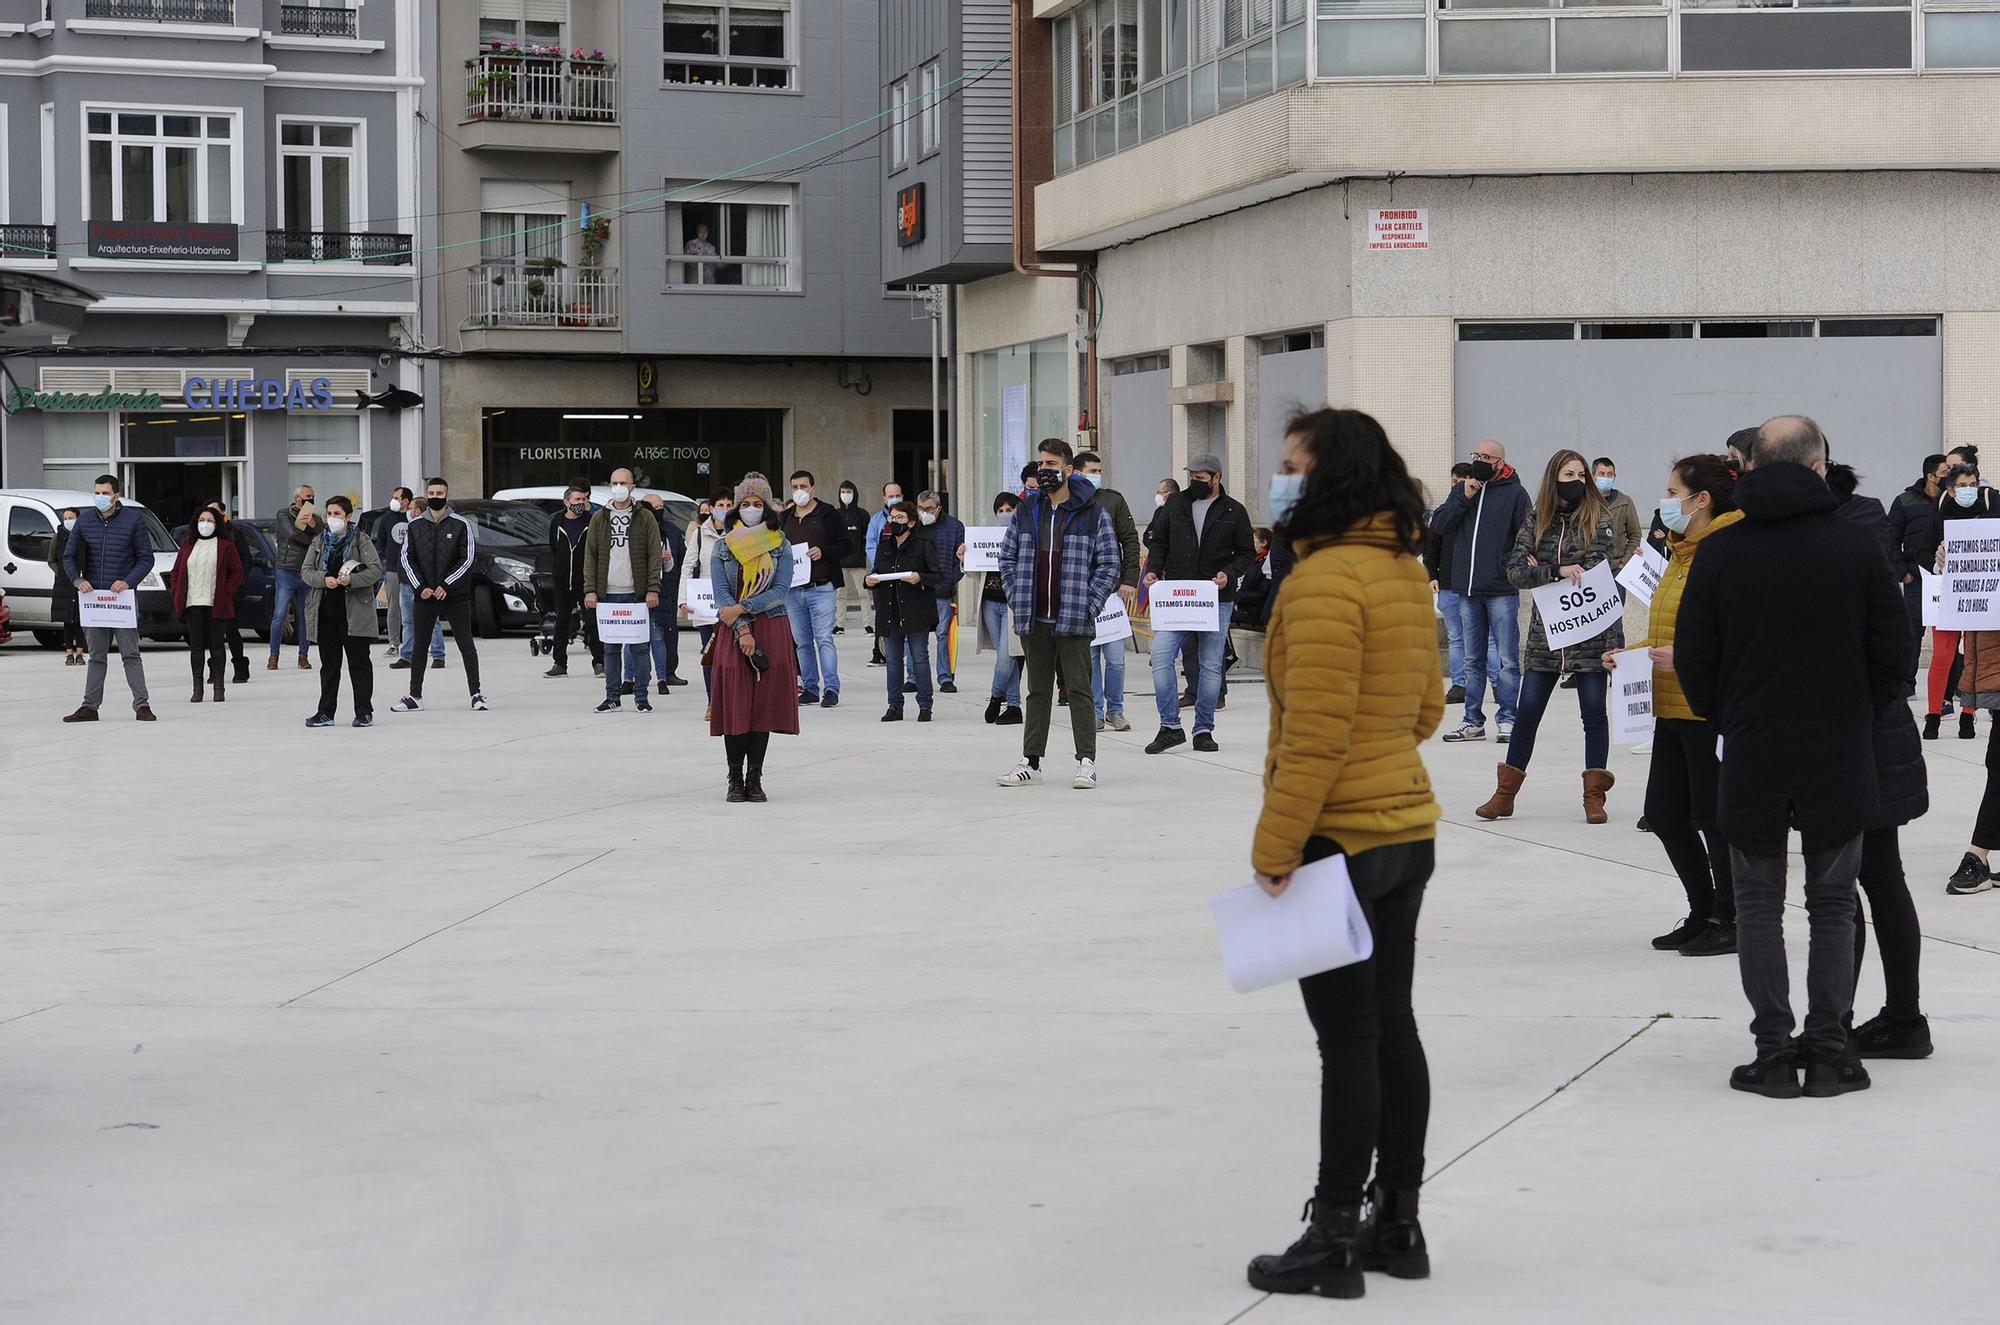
left=0, top=0, right=424, bottom=530
left=957, top=3, right=2000, bottom=519
left=427, top=0, right=936, bottom=506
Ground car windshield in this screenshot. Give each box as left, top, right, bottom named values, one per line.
left=456, top=502, right=550, bottom=548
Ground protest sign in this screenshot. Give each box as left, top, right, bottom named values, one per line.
left=596, top=599, right=651, bottom=644
left=1937, top=519, right=2000, bottom=629
left=964, top=526, right=1007, bottom=573
left=1529, top=561, right=1621, bottom=650
left=1609, top=649, right=1655, bottom=745
left=77, top=589, right=137, bottom=630
left=1617, top=545, right=1667, bottom=607
left=1148, top=580, right=1220, bottom=632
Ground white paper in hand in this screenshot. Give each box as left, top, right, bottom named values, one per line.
left=1209, top=855, right=1374, bottom=994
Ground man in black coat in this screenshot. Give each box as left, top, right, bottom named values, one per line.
left=1140, top=451, right=1256, bottom=754
left=1676, top=415, right=1911, bottom=1100
left=1889, top=453, right=1950, bottom=683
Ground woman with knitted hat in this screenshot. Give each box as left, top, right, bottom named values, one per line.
left=709, top=474, right=800, bottom=802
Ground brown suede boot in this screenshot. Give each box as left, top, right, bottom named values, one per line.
left=1582, top=769, right=1615, bottom=824
left=1475, top=764, right=1526, bottom=820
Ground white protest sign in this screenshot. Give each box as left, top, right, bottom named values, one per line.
left=964, top=525, right=1007, bottom=573
left=1209, top=854, right=1374, bottom=994
left=77, top=589, right=137, bottom=630
left=1937, top=519, right=2000, bottom=629
left=595, top=599, right=651, bottom=644
left=1921, top=568, right=1943, bottom=628
left=1609, top=649, right=1655, bottom=745
left=686, top=578, right=718, bottom=625
left=1148, top=579, right=1221, bottom=632
left=1094, top=593, right=1133, bottom=646
left=1529, top=560, right=1621, bottom=651
left=789, top=542, right=811, bottom=588
left=1616, top=544, right=1667, bottom=607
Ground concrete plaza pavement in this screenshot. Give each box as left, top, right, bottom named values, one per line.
left=3, top=627, right=1999, bottom=1323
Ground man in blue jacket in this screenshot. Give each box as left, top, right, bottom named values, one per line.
left=918, top=490, right=966, bottom=692
left=1429, top=438, right=1532, bottom=742
left=62, top=474, right=155, bottom=721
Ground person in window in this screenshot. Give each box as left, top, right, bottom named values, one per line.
left=685, top=222, right=719, bottom=285
left=48, top=507, right=83, bottom=667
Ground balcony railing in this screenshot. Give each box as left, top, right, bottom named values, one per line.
left=468, top=266, right=620, bottom=329
left=266, top=230, right=411, bottom=265
left=464, top=52, right=618, bottom=124
left=84, top=0, right=236, bottom=21
left=0, top=224, right=58, bottom=262
left=278, top=4, right=356, bottom=37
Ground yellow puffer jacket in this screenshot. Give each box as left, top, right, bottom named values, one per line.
left=1634, top=509, right=1744, bottom=721
left=1253, top=514, right=1443, bottom=876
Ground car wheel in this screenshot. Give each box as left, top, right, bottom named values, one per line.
left=33, top=629, right=63, bottom=649
left=473, top=584, right=501, bottom=638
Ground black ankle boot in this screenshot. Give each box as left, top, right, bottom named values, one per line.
left=745, top=770, right=768, bottom=803
left=1961, top=711, right=1977, bottom=740
left=726, top=771, right=747, bottom=803
left=1357, top=1183, right=1430, bottom=1279
left=1247, top=1199, right=1364, bottom=1298
left=1923, top=713, right=1941, bottom=740
left=984, top=696, right=1003, bottom=724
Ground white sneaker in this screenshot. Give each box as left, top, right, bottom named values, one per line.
left=470, top=693, right=489, bottom=711
left=1496, top=723, right=1514, bottom=740
left=996, top=758, right=1041, bottom=787
left=391, top=695, right=423, bottom=713
left=1072, top=758, right=1097, bottom=790
left=1442, top=723, right=1485, bottom=743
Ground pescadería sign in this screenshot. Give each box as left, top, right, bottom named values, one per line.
left=4, top=387, right=162, bottom=413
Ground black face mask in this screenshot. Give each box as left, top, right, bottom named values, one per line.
left=1556, top=479, right=1586, bottom=510
left=1036, top=467, right=1064, bottom=492
left=1187, top=478, right=1214, bottom=501
left=567, top=503, right=588, bottom=516
left=889, top=522, right=910, bottom=536
left=426, top=496, right=447, bottom=511
left=1468, top=460, right=1497, bottom=483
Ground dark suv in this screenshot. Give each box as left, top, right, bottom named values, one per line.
left=359, top=499, right=549, bottom=636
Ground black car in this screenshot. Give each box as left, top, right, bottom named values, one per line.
left=176, top=519, right=281, bottom=641
left=359, top=499, right=549, bottom=636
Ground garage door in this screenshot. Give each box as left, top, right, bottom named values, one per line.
left=1453, top=319, right=1942, bottom=508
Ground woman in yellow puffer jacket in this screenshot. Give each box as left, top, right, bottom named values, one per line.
left=1245, top=408, right=1441, bottom=1302
left=1606, top=454, right=1742, bottom=958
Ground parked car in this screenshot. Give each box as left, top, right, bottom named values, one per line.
left=0, top=488, right=180, bottom=644
left=358, top=498, right=548, bottom=636
left=494, top=484, right=698, bottom=534
left=173, top=518, right=279, bottom=642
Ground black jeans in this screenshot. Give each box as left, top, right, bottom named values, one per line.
left=1297, top=836, right=1434, bottom=1208
left=1644, top=717, right=1735, bottom=923
left=407, top=593, right=480, bottom=698
left=183, top=606, right=227, bottom=685
left=552, top=586, right=602, bottom=669
left=1730, top=837, right=1861, bottom=1057
left=1504, top=668, right=1609, bottom=772
left=316, top=600, right=375, bottom=719
left=1852, top=826, right=1922, bottom=1021
left=1975, top=720, right=2000, bottom=851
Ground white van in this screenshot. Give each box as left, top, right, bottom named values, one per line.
left=492, top=484, right=699, bottom=531
left=0, top=489, right=181, bottom=644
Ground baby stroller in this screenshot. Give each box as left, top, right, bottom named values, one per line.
left=527, top=607, right=580, bottom=658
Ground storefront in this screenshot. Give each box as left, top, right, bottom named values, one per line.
left=481, top=407, right=786, bottom=499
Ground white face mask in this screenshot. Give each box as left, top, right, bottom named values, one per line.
left=840, top=491, right=855, bottom=505
left=62, top=517, right=77, bottom=532
left=196, top=521, right=216, bottom=538
left=739, top=506, right=766, bottom=526
left=389, top=498, right=404, bottom=513
left=712, top=507, right=731, bottom=525
left=918, top=510, right=938, bottom=526
left=792, top=488, right=812, bottom=505
left=1154, top=493, right=1167, bottom=508
left=610, top=483, right=631, bottom=503
left=884, top=494, right=903, bottom=507
left=327, top=517, right=349, bottom=535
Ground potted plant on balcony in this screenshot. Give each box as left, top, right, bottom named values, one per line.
left=563, top=215, right=610, bottom=326
left=484, top=268, right=505, bottom=326
left=568, top=48, right=613, bottom=122
left=468, top=66, right=519, bottom=120
left=524, top=257, right=565, bottom=320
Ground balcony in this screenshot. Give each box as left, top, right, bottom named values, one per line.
left=0, top=224, right=58, bottom=265
left=466, top=265, right=621, bottom=337
left=266, top=230, right=411, bottom=265
left=459, top=49, right=620, bottom=154
left=85, top=0, right=235, bottom=20
left=277, top=3, right=356, bottom=37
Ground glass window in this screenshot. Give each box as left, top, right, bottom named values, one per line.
left=1457, top=322, right=1576, bottom=340
left=663, top=0, right=795, bottom=89
left=890, top=78, right=910, bottom=169
left=1554, top=16, right=1667, bottom=72
left=919, top=62, right=942, bottom=155
left=1316, top=18, right=1427, bottom=74
left=1117, top=0, right=1140, bottom=94
left=287, top=414, right=364, bottom=510
left=8, top=504, right=55, bottom=562
left=1168, top=0, right=1189, bottom=69
left=1924, top=11, right=2000, bottom=68
left=1819, top=317, right=1938, bottom=337
left=1276, top=21, right=1309, bottom=84
left=666, top=182, right=797, bottom=289
left=1077, top=7, right=1098, bottom=111
left=276, top=122, right=360, bottom=236
left=84, top=105, right=236, bottom=223
left=1679, top=10, right=1911, bottom=70
left=1141, top=0, right=1164, bottom=80
left=1440, top=17, right=1553, bottom=74
left=116, top=412, right=248, bottom=459
left=971, top=338, right=1069, bottom=503
left=1055, top=18, right=1076, bottom=120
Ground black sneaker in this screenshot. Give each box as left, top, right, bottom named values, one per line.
left=1445, top=685, right=1465, bottom=704
left=1923, top=713, right=1941, bottom=740
left=1962, top=711, right=1979, bottom=739
left=940, top=681, right=957, bottom=694
left=621, top=680, right=635, bottom=696
left=544, top=664, right=567, bottom=678
left=917, top=708, right=932, bottom=722
left=881, top=708, right=903, bottom=722
left=1851, top=1011, right=1933, bottom=1060
left=1946, top=853, right=1993, bottom=895
left=1729, top=1051, right=1802, bottom=1099
left=995, top=705, right=1023, bottom=726
left=305, top=712, right=335, bottom=728
left=635, top=699, right=653, bottom=713
left=1192, top=731, right=1219, bottom=752
left=1802, top=1047, right=1872, bottom=1098
left=1146, top=727, right=1187, bottom=755
left=821, top=691, right=839, bottom=709
left=595, top=698, right=621, bottom=713
left=799, top=689, right=820, bottom=705
left=984, top=697, right=1003, bottom=724
left=656, top=680, right=671, bottom=696
left=903, top=681, right=917, bottom=693
left=352, top=713, right=374, bottom=728
left=1247, top=1200, right=1364, bottom=1299
left=664, top=673, right=690, bottom=687
left=1636, top=815, right=1652, bottom=833
left=1678, top=920, right=1738, bottom=957
left=1651, top=915, right=1706, bottom=951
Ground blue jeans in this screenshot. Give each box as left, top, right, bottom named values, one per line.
left=1505, top=668, right=1609, bottom=771
left=269, top=568, right=310, bottom=660
left=648, top=602, right=679, bottom=682
left=1151, top=627, right=1227, bottom=734
left=1092, top=639, right=1126, bottom=718
left=935, top=596, right=957, bottom=683
left=788, top=583, right=839, bottom=697
left=885, top=626, right=933, bottom=710
left=982, top=599, right=1021, bottom=706
left=600, top=594, right=652, bottom=700
left=399, top=579, right=445, bottom=662
left=1457, top=593, right=1520, bottom=728
left=1436, top=588, right=1499, bottom=690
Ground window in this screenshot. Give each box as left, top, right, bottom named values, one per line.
left=85, top=109, right=236, bottom=224
left=918, top=61, right=942, bottom=156
left=287, top=412, right=365, bottom=508
left=665, top=180, right=797, bottom=289
left=662, top=0, right=795, bottom=90
left=1111, top=351, right=1171, bottom=374
left=1257, top=327, right=1323, bottom=354
left=480, top=0, right=567, bottom=48
left=890, top=78, right=911, bottom=169
left=277, top=122, right=358, bottom=235
left=7, top=504, right=54, bottom=564
left=480, top=209, right=565, bottom=272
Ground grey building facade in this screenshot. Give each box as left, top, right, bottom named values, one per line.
left=0, top=0, right=424, bottom=530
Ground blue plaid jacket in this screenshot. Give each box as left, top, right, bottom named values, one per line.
left=998, top=478, right=1120, bottom=638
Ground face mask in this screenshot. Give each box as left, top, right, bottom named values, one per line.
left=93, top=494, right=114, bottom=512
left=1036, top=467, right=1063, bottom=492
left=918, top=510, right=938, bottom=526
left=739, top=506, right=765, bottom=526
left=1468, top=459, right=1497, bottom=483
left=426, top=496, right=447, bottom=512
left=1187, top=478, right=1214, bottom=501
left=610, top=484, right=631, bottom=503
left=1659, top=496, right=1691, bottom=535
left=1595, top=476, right=1615, bottom=494
left=1955, top=486, right=1980, bottom=509
left=1269, top=472, right=1304, bottom=524
left=1556, top=479, right=1586, bottom=509
left=792, top=488, right=812, bottom=504
left=196, top=520, right=216, bottom=538
left=1154, top=493, right=1166, bottom=508
left=889, top=521, right=910, bottom=535
left=568, top=502, right=588, bottom=515
left=712, top=507, right=731, bottom=525
left=389, top=499, right=404, bottom=513
left=840, top=491, right=855, bottom=505
left=326, top=517, right=348, bottom=536
left=885, top=494, right=903, bottom=507
left=996, top=508, right=1016, bottom=520
left=62, top=517, right=77, bottom=532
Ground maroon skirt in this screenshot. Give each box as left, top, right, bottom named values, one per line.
left=709, top=613, right=801, bottom=737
